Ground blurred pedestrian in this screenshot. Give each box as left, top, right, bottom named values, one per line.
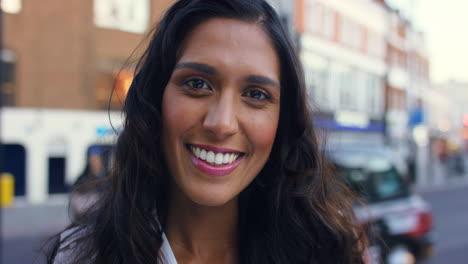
left=69, top=146, right=107, bottom=220
left=46, top=0, right=367, bottom=263
left=73, top=146, right=106, bottom=187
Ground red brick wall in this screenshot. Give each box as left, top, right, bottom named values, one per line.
left=4, top=0, right=176, bottom=110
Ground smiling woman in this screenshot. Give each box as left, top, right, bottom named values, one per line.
left=162, top=18, right=280, bottom=209
left=45, top=0, right=367, bottom=263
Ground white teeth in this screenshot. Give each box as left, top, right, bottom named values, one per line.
left=215, top=153, right=224, bottom=165
left=223, top=153, right=230, bottom=164
left=189, top=145, right=241, bottom=166
left=200, top=149, right=207, bottom=160
left=206, top=151, right=215, bottom=164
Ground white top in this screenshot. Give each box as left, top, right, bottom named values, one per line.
left=54, top=229, right=178, bottom=264
left=161, top=233, right=178, bottom=264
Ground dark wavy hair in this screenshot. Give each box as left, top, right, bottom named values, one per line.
left=45, top=0, right=367, bottom=263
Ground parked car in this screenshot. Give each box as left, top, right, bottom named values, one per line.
left=327, top=144, right=434, bottom=264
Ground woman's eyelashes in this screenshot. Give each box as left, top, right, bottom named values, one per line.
left=242, top=88, right=270, bottom=101
left=182, top=77, right=213, bottom=97
left=184, top=78, right=211, bottom=91
left=181, top=77, right=274, bottom=105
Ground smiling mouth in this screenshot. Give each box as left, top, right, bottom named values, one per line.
left=187, top=144, right=243, bottom=166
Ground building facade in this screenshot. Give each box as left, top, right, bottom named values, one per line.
left=296, top=0, right=431, bottom=185
left=298, top=0, right=388, bottom=146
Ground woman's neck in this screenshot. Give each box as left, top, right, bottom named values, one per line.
left=165, top=190, right=239, bottom=264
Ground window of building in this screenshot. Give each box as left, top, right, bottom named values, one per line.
left=332, top=63, right=356, bottom=111
left=1, top=0, right=21, bottom=14
left=307, top=1, right=323, bottom=35
left=305, top=1, right=323, bottom=34
left=323, top=7, right=335, bottom=40
left=340, top=69, right=352, bottom=109
left=366, top=74, right=383, bottom=116
left=94, top=0, right=150, bottom=34
left=368, top=32, right=386, bottom=59
left=354, top=71, right=367, bottom=113
left=1, top=50, right=17, bottom=106
left=339, top=16, right=362, bottom=50
left=302, top=51, right=329, bottom=110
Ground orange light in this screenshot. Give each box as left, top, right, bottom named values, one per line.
left=115, top=71, right=134, bottom=98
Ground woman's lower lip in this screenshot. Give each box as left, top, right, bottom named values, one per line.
left=189, top=152, right=243, bottom=176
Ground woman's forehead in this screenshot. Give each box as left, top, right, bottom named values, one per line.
left=176, top=18, right=280, bottom=82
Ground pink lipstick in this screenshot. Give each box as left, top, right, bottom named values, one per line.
left=189, top=153, right=243, bottom=176
left=187, top=144, right=244, bottom=176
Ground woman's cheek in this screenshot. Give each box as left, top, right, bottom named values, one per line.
left=248, top=111, right=279, bottom=152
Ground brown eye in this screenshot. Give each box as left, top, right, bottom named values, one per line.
left=185, top=78, right=210, bottom=90
left=243, top=89, right=269, bottom=100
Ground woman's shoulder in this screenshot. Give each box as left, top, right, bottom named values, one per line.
left=53, top=226, right=91, bottom=264
left=53, top=228, right=176, bottom=264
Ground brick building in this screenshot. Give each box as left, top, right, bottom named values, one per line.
left=1, top=0, right=177, bottom=110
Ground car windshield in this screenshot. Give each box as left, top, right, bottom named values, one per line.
left=336, top=165, right=409, bottom=203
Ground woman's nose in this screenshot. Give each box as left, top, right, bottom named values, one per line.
left=202, top=96, right=239, bottom=140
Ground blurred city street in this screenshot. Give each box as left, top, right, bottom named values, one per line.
left=1, top=177, right=468, bottom=263
left=1, top=196, right=70, bottom=264
left=418, top=180, right=468, bottom=264
left=1, top=0, right=468, bottom=263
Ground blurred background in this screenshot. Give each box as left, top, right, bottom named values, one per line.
left=0, top=0, right=467, bottom=263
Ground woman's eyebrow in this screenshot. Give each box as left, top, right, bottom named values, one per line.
left=175, top=62, right=218, bottom=75
left=245, top=75, right=280, bottom=89
left=175, top=62, right=280, bottom=89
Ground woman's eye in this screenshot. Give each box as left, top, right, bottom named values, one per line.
left=244, top=89, right=269, bottom=100
left=185, top=78, right=210, bottom=90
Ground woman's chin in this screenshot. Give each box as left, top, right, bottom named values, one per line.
left=187, top=189, right=237, bottom=208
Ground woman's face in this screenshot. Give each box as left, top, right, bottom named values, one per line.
left=162, top=18, right=280, bottom=207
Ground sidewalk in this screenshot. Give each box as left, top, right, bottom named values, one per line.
left=1, top=195, right=70, bottom=238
